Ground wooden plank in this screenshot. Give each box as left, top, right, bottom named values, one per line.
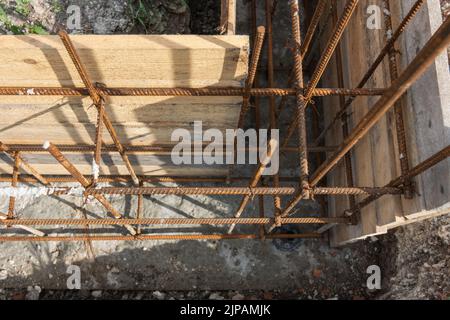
left=0, top=35, right=248, bottom=88
left=0, top=124, right=235, bottom=145
left=0, top=35, right=249, bottom=176
left=0, top=152, right=229, bottom=176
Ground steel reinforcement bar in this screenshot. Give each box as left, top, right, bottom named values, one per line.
left=0, top=86, right=386, bottom=97
left=0, top=233, right=323, bottom=242
left=0, top=186, right=403, bottom=197
left=0, top=217, right=350, bottom=226
left=276, top=16, right=450, bottom=221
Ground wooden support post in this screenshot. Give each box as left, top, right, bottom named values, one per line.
left=221, top=0, right=237, bottom=35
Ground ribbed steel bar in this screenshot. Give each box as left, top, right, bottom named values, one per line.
left=251, top=0, right=266, bottom=240
left=333, top=0, right=356, bottom=210
left=3, top=144, right=337, bottom=154
left=58, top=30, right=139, bottom=185
left=266, top=0, right=282, bottom=220
left=237, top=26, right=265, bottom=128
left=275, top=15, right=450, bottom=224
left=0, top=175, right=302, bottom=184
left=313, top=0, right=426, bottom=145
left=348, top=145, right=450, bottom=215
left=0, top=141, right=49, bottom=185
left=228, top=139, right=278, bottom=233
left=0, top=186, right=402, bottom=197
left=7, top=152, right=20, bottom=219
left=0, top=233, right=322, bottom=242
left=137, top=181, right=143, bottom=235
left=43, top=141, right=137, bottom=235
left=276, top=0, right=328, bottom=115
left=301, top=0, right=327, bottom=58
left=290, top=0, right=310, bottom=199
left=93, top=100, right=105, bottom=183
left=382, top=0, right=413, bottom=198
left=0, top=86, right=386, bottom=97
left=0, top=217, right=350, bottom=226
left=310, top=16, right=450, bottom=188
left=282, top=0, right=360, bottom=149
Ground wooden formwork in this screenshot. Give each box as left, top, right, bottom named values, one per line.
left=0, top=35, right=249, bottom=176
left=321, top=0, right=450, bottom=245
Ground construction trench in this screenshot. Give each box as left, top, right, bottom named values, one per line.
left=0, top=0, right=449, bottom=299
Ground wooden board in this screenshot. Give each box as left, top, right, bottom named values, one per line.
left=0, top=34, right=249, bottom=176
left=321, top=0, right=450, bottom=245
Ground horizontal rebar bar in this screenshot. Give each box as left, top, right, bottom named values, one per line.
left=0, top=212, right=46, bottom=237
left=3, top=144, right=338, bottom=154
left=0, top=186, right=403, bottom=197
left=0, top=233, right=322, bottom=242
left=0, top=217, right=349, bottom=226
left=0, top=86, right=386, bottom=97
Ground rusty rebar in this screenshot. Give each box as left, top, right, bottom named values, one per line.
left=382, top=0, right=413, bottom=199
left=0, top=174, right=313, bottom=184
left=0, top=217, right=350, bottom=226
left=237, top=26, right=266, bottom=128
left=58, top=30, right=139, bottom=186
left=290, top=0, right=310, bottom=199
left=7, top=152, right=20, bottom=220
left=274, top=15, right=450, bottom=223
left=228, top=139, right=278, bottom=233
left=251, top=0, right=266, bottom=240
left=310, top=16, right=450, bottom=187
left=0, top=212, right=46, bottom=237
left=137, top=181, right=144, bottom=235
left=43, top=141, right=137, bottom=235
left=282, top=0, right=360, bottom=149
left=0, top=86, right=386, bottom=97
left=93, top=100, right=105, bottom=183
left=266, top=0, right=282, bottom=219
left=0, top=186, right=402, bottom=197
left=302, top=0, right=327, bottom=58
left=3, top=144, right=337, bottom=154
left=0, top=233, right=322, bottom=242
left=313, top=0, right=426, bottom=145
left=276, top=0, right=328, bottom=116
left=333, top=0, right=356, bottom=210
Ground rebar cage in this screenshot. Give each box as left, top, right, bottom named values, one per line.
left=0, top=0, right=449, bottom=243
